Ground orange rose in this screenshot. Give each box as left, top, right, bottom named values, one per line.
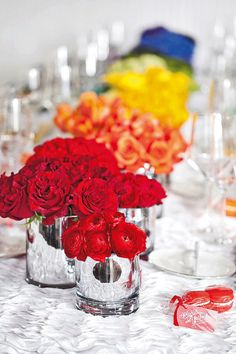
left=114, top=134, right=145, bottom=171
left=54, top=103, right=73, bottom=132
left=78, top=92, right=108, bottom=125
left=168, top=130, right=188, bottom=163
left=68, top=110, right=96, bottom=138
left=131, top=114, right=164, bottom=148
left=147, top=140, right=173, bottom=174
left=54, top=92, right=187, bottom=174
left=54, top=92, right=111, bottom=138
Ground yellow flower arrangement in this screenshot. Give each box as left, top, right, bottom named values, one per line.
left=104, top=66, right=191, bottom=129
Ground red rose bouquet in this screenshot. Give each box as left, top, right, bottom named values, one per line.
left=111, top=172, right=166, bottom=208
left=0, top=137, right=166, bottom=226
left=62, top=212, right=146, bottom=261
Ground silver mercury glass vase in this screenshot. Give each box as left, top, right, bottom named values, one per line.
left=26, top=216, right=76, bottom=288
left=119, top=207, right=158, bottom=257
left=75, top=254, right=141, bottom=316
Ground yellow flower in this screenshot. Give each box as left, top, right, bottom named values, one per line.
left=104, top=67, right=191, bottom=128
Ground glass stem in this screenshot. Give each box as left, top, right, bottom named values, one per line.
left=205, top=179, right=227, bottom=241
left=215, top=186, right=227, bottom=241
left=204, top=179, right=215, bottom=228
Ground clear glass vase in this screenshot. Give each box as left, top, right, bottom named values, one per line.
left=26, top=216, right=76, bottom=288
left=75, top=255, right=141, bottom=316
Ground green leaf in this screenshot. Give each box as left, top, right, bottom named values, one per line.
left=24, top=212, right=44, bottom=225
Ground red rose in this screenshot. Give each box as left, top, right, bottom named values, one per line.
left=21, top=156, right=88, bottom=188
left=111, top=222, right=146, bottom=259
left=62, top=157, right=93, bottom=186
left=88, top=159, right=117, bottom=181
left=111, top=173, right=140, bottom=208
left=28, top=137, right=119, bottom=182
left=29, top=138, right=89, bottom=162
left=80, top=213, right=107, bottom=233
left=84, top=231, right=111, bottom=262
left=95, top=153, right=120, bottom=176
left=105, top=211, right=125, bottom=228
left=72, top=178, right=118, bottom=216
left=0, top=173, right=33, bottom=220
left=34, top=138, right=119, bottom=175
left=134, top=175, right=166, bottom=207
left=20, top=158, right=68, bottom=178
left=62, top=221, right=86, bottom=260
left=31, top=137, right=69, bottom=161
left=73, top=138, right=119, bottom=175
left=66, top=138, right=101, bottom=159
left=28, top=170, right=71, bottom=225
left=75, top=139, right=120, bottom=176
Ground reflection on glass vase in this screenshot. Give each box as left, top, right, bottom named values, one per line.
left=119, top=207, right=161, bottom=257
left=136, top=163, right=169, bottom=186
left=26, top=216, right=76, bottom=288
left=75, top=255, right=141, bottom=316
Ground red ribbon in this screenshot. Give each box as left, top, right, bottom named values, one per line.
left=170, top=295, right=187, bottom=326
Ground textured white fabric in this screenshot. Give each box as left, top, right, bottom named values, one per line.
left=0, top=193, right=236, bottom=354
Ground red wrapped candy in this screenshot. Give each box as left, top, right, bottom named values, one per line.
left=182, top=291, right=211, bottom=308
left=205, top=286, right=234, bottom=313
left=170, top=285, right=234, bottom=332
left=170, top=295, right=217, bottom=332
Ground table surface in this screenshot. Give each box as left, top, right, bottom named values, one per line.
left=1, top=190, right=236, bottom=354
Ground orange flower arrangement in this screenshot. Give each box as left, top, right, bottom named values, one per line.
left=54, top=92, right=187, bottom=174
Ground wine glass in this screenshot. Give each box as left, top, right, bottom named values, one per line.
left=0, top=97, right=34, bottom=173
left=213, top=116, right=236, bottom=243
left=150, top=112, right=236, bottom=278
left=186, top=112, right=236, bottom=243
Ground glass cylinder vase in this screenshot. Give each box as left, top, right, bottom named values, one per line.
left=75, top=255, right=141, bottom=316
left=26, top=216, right=76, bottom=288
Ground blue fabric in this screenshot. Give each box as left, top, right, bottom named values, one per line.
left=139, top=26, right=195, bottom=64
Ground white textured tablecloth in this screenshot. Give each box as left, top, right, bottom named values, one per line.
left=1, top=192, right=236, bottom=354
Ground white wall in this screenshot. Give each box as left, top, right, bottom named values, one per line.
left=0, top=0, right=236, bottom=85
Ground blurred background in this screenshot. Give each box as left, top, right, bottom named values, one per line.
left=0, top=0, right=236, bottom=85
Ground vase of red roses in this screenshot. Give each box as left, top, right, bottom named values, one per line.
left=62, top=212, right=146, bottom=316
left=141, top=166, right=166, bottom=255
left=112, top=172, right=166, bottom=257
left=0, top=137, right=120, bottom=288
left=0, top=137, right=166, bottom=289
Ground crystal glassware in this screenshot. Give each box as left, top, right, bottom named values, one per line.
left=152, top=112, right=236, bottom=278
left=79, top=39, right=99, bottom=92
left=0, top=97, right=34, bottom=173
left=186, top=113, right=236, bottom=243
left=109, top=21, right=125, bottom=59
